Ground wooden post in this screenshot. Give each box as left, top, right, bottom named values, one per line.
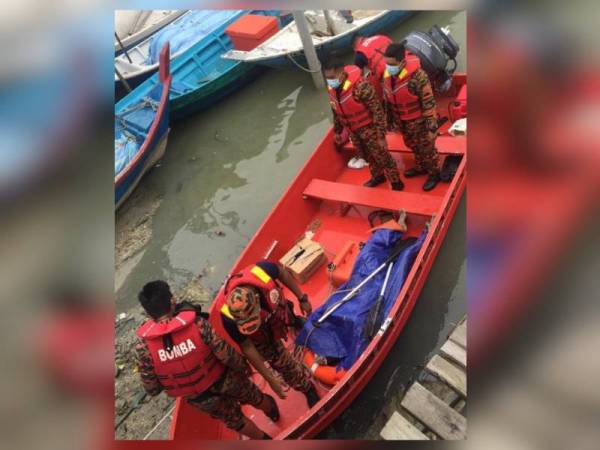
left=115, top=32, right=133, bottom=63
left=115, top=67, right=132, bottom=94
left=292, top=11, right=324, bottom=89
left=323, top=10, right=338, bottom=36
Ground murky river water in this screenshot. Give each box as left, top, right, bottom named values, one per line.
left=115, top=10, right=466, bottom=438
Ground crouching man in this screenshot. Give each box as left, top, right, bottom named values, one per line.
left=134, top=280, right=279, bottom=439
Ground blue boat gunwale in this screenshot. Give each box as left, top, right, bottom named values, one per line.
left=115, top=43, right=172, bottom=188
left=117, top=10, right=284, bottom=107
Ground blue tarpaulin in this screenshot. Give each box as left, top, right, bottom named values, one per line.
left=146, top=10, right=242, bottom=65
left=114, top=83, right=162, bottom=177
left=296, top=228, right=426, bottom=370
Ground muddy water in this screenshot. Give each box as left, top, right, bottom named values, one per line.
left=115, top=10, right=466, bottom=438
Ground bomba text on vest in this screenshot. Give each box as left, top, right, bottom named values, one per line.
left=157, top=339, right=197, bottom=362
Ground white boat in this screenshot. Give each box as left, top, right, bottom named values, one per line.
left=221, top=10, right=412, bottom=69
left=114, top=10, right=186, bottom=54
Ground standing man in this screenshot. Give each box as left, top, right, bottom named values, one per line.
left=215, top=261, right=320, bottom=408
left=134, top=280, right=279, bottom=439
left=353, top=34, right=393, bottom=100
left=324, top=58, right=404, bottom=190
left=383, top=43, right=441, bottom=191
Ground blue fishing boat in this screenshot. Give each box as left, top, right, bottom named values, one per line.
left=115, top=43, right=171, bottom=209
left=222, top=10, right=413, bottom=69
left=114, top=10, right=286, bottom=94
left=123, top=10, right=289, bottom=120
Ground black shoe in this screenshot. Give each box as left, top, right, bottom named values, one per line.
left=363, top=175, right=385, bottom=187
left=391, top=181, right=404, bottom=191
left=423, top=174, right=440, bottom=191
left=404, top=167, right=427, bottom=178
left=440, top=155, right=461, bottom=182
left=305, top=385, right=320, bottom=408
left=263, top=394, right=280, bottom=422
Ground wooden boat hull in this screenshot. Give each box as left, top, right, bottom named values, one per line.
left=225, top=10, right=413, bottom=69
left=115, top=10, right=186, bottom=55
left=115, top=130, right=169, bottom=209
left=115, top=45, right=172, bottom=209
left=118, top=10, right=286, bottom=119
left=169, top=74, right=467, bottom=439
left=170, top=62, right=266, bottom=120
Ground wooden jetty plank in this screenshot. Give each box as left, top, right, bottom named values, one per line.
left=401, top=382, right=467, bottom=440
left=450, top=321, right=467, bottom=348
left=440, top=339, right=467, bottom=368
left=380, top=411, right=429, bottom=440
left=426, top=355, right=467, bottom=397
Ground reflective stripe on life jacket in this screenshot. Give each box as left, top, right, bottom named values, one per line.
left=328, top=65, right=374, bottom=133
left=383, top=51, right=423, bottom=121
left=217, top=264, right=288, bottom=343
left=136, top=310, right=225, bottom=397
left=355, top=35, right=392, bottom=99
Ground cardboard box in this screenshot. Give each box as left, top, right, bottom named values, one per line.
left=280, top=237, right=325, bottom=284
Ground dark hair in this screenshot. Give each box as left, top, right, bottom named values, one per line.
left=384, top=42, right=406, bottom=60
left=354, top=52, right=368, bottom=69
left=322, top=57, right=345, bottom=72
left=138, top=280, right=173, bottom=319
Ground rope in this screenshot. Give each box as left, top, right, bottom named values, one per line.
left=117, top=96, right=159, bottom=118
left=286, top=53, right=322, bottom=74
left=143, top=404, right=176, bottom=440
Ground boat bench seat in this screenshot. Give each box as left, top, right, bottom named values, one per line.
left=342, top=134, right=465, bottom=156
left=303, top=179, right=441, bottom=217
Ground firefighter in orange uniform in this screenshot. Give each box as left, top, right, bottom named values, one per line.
left=134, top=280, right=279, bottom=439
left=324, top=58, right=404, bottom=190
left=383, top=42, right=441, bottom=191
left=215, top=261, right=320, bottom=408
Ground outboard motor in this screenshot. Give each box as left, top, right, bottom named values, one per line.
left=403, top=25, right=460, bottom=93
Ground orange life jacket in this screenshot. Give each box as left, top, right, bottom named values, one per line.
left=303, top=349, right=346, bottom=386
left=383, top=51, right=423, bottom=121
left=217, top=265, right=288, bottom=343
left=136, top=311, right=225, bottom=397
left=328, top=65, right=374, bottom=133
left=355, top=35, right=392, bottom=99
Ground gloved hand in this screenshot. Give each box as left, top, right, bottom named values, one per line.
left=299, top=294, right=312, bottom=316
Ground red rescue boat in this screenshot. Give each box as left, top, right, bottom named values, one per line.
left=170, top=74, right=467, bottom=440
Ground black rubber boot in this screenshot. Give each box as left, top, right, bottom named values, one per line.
left=391, top=181, right=404, bottom=191
left=263, top=394, right=280, bottom=422
left=440, top=155, right=461, bottom=182
left=404, top=167, right=427, bottom=178
left=305, top=385, right=320, bottom=408
left=423, top=174, right=440, bottom=191
left=363, top=175, right=385, bottom=187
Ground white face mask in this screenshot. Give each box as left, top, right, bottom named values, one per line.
left=327, top=77, right=341, bottom=89
left=386, top=64, right=401, bottom=76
